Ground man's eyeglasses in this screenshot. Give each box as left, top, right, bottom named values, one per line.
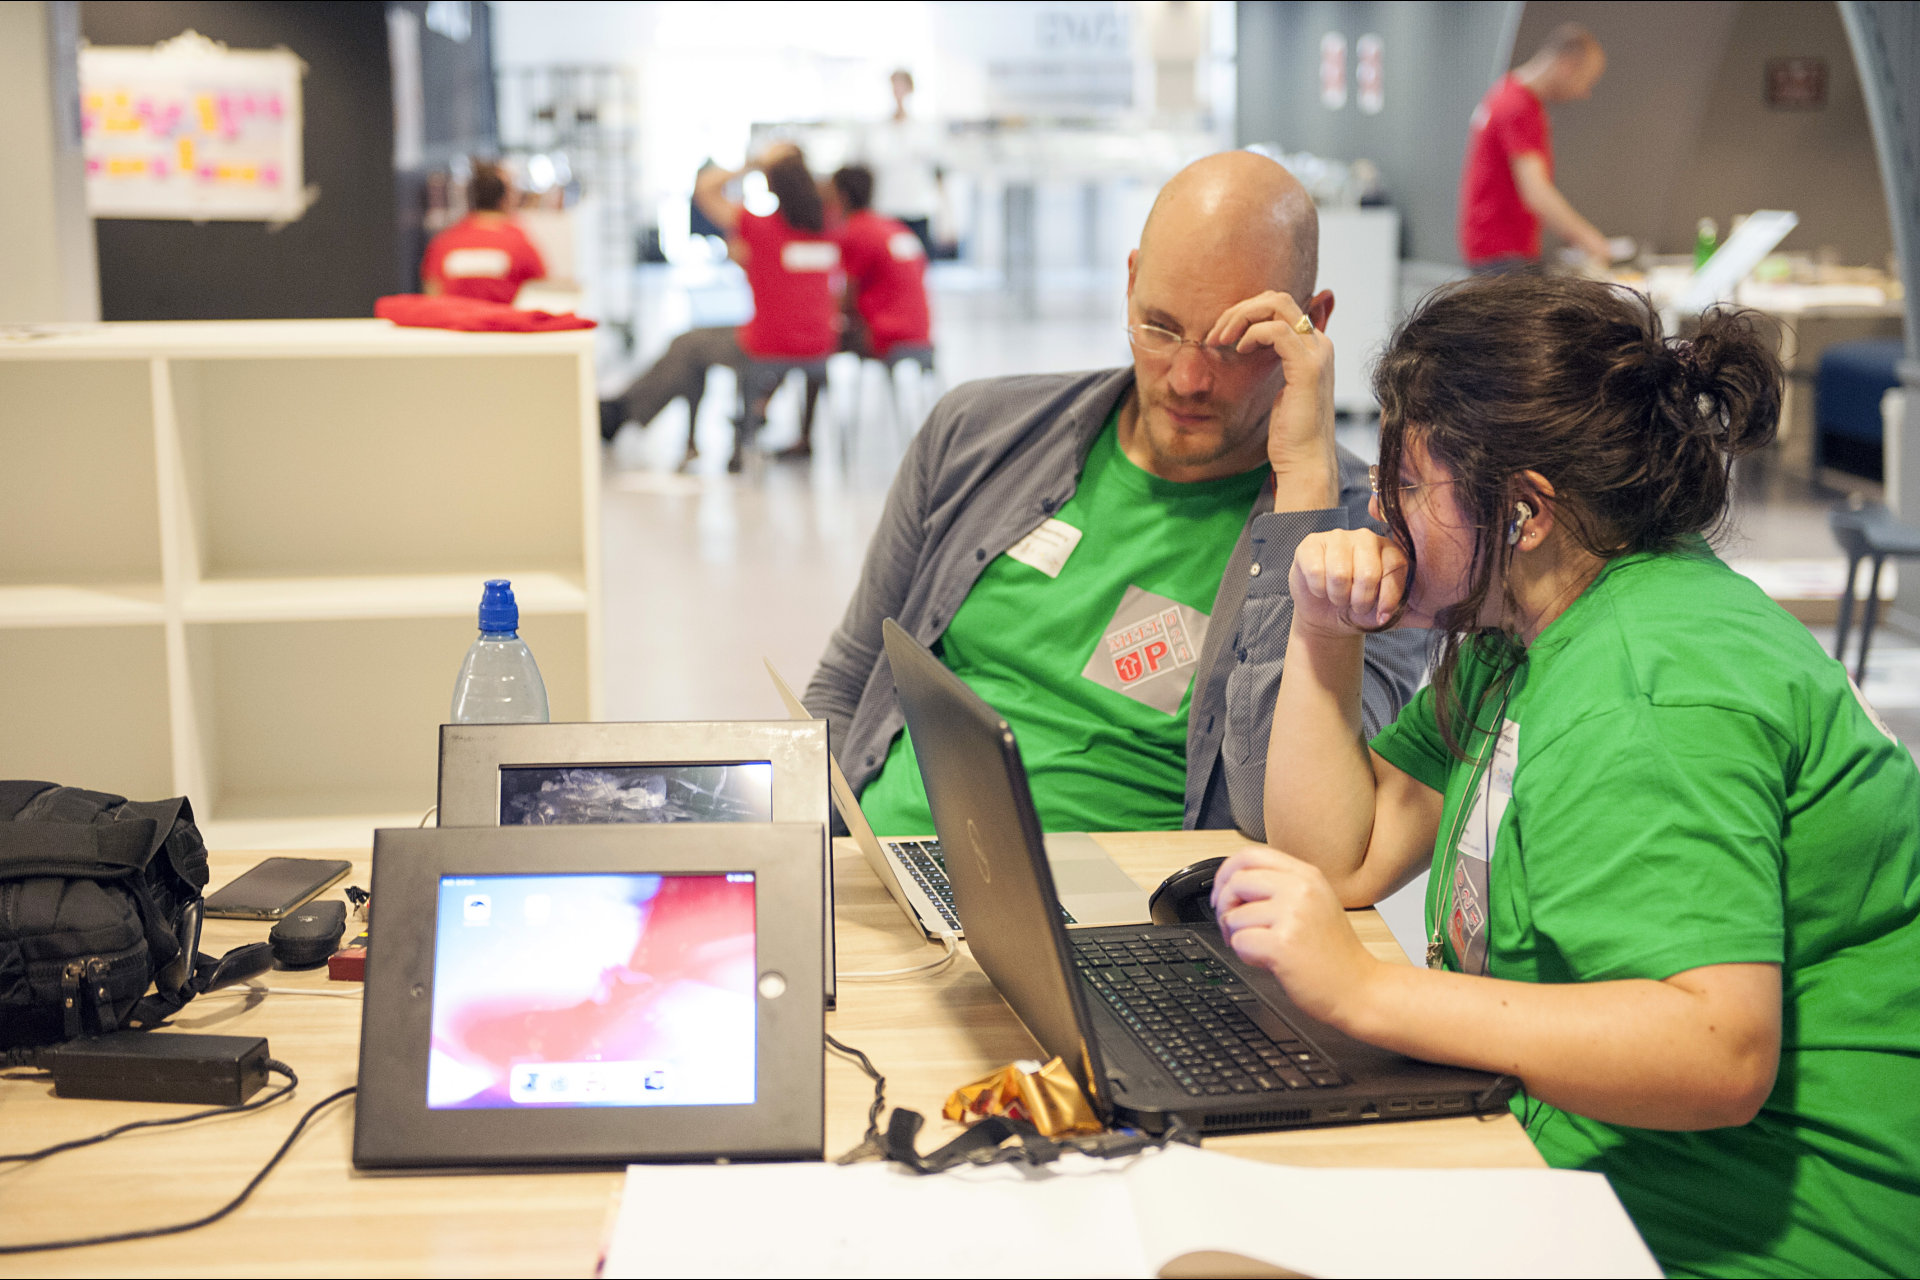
left=1125, top=323, right=1264, bottom=368
left=1368, top=465, right=1461, bottom=500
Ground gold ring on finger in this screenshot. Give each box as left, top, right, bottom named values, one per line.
left=1293, top=314, right=1315, bottom=335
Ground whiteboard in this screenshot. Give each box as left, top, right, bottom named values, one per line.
left=81, top=30, right=308, bottom=222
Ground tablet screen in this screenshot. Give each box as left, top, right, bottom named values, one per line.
left=497, top=763, right=774, bottom=825
left=426, top=871, right=758, bottom=1110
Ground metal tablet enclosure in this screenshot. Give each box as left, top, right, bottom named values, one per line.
left=436, top=721, right=832, bottom=829
left=435, top=720, right=837, bottom=1008
left=353, top=823, right=826, bottom=1170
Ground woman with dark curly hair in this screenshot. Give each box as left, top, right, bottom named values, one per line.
left=601, top=143, right=838, bottom=470
left=1207, top=273, right=1920, bottom=1277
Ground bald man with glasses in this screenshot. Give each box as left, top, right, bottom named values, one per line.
left=805, top=151, right=1426, bottom=842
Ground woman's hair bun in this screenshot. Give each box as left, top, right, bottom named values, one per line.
left=1665, top=307, right=1782, bottom=458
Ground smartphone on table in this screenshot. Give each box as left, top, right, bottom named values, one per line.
left=204, top=857, right=353, bottom=920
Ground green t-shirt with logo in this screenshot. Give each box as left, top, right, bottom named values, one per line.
left=1371, top=538, right=1920, bottom=1278
left=859, top=413, right=1268, bottom=836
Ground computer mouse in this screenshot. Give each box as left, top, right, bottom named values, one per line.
left=1148, top=856, right=1226, bottom=927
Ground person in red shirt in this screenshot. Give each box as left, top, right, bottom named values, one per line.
left=827, top=164, right=932, bottom=361
left=421, top=161, right=545, bottom=305
left=1458, top=24, right=1613, bottom=272
left=602, top=143, right=839, bottom=471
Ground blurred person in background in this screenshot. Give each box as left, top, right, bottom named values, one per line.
left=1459, top=24, right=1614, bottom=273
left=601, top=143, right=839, bottom=471
left=421, top=160, right=546, bottom=304
left=827, top=165, right=932, bottom=362
left=862, top=69, right=943, bottom=257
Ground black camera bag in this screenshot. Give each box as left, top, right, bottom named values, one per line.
left=0, top=781, right=269, bottom=1049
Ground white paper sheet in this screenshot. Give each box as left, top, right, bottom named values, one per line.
left=600, top=1145, right=1661, bottom=1280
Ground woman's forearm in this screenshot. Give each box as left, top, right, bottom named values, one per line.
left=1343, top=961, right=1782, bottom=1130
left=1263, top=617, right=1380, bottom=896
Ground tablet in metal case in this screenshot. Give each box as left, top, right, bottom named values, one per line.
left=437, top=720, right=836, bottom=1008
left=353, top=824, right=824, bottom=1171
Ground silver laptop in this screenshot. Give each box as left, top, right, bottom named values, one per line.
left=764, top=660, right=1148, bottom=937
left=435, top=719, right=837, bottom=1008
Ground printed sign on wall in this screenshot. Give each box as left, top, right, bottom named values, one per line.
left=1319, top=33, right=1348, bottom=110
left=1356, top=34, right=1384, bottom=114
left=81, top=30, right=309, bottom=222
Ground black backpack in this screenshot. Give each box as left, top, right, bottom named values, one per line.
left=0, top=781, right=269, bottom=1049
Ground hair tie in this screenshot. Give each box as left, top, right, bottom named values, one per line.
left=1672, top=339, right=1701, bottom=382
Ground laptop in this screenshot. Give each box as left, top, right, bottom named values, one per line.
left=435, top=719, right=837, bottom=1008
left=763, top=659, right=1149, bottom=938
left=883, top=618, right=1516, bottom=1135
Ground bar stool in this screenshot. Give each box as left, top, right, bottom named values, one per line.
left=731, top=357, right=828, bottom=472
left=845, top=344, right=940, bottom=466
left=1829, top=502, right=1920, bottom=682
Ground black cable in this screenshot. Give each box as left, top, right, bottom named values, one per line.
left=0, top=1064, right=356, bottom=1256
left=0, top=1058, right=301, bottom=1167
left=824, top=1032, right=887, bottom=1163
left=823, top=1033, right=1199, bottom=1172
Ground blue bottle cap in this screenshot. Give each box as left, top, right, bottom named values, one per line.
left=477, top=579, right=518, bottom=634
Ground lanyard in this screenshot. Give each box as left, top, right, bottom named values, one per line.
left=1424, top=674, right=1516, bottom=971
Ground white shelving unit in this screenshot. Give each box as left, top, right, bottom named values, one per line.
left=0, top=320, right=602, bottom=840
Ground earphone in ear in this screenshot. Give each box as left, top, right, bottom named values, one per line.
left=1507, top=502, right=1535, bottom=548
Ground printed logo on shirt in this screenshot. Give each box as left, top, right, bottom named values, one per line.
left=1079, top=585, right=1210, bottom=716
left=1845, top=673, right=1901, bottom=746
left=443, top=246, right=513, bottom=279
left=887, top=231, right=926, bottom=262
left=780, top=241, right=841, bottom=272
left=1446, top=717, right=1518, bottom=977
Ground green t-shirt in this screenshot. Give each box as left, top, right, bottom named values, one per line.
left=1371, top=539, right=1920, bottom=1278
left=859, top=414, right=1268, bottom=835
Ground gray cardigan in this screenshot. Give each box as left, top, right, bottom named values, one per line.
left=803, top=367, right=1428, bottom=841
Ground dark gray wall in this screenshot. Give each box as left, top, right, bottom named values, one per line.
left=83, top=1, right=399, bottom=320
left=1514, top=0, right=1890, bottom=263
left=1236, top=1, right=1520, bottom=265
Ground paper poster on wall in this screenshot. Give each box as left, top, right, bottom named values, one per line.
left=1356, top=34, right=1384, bottom=114
left=1319, top=33, right=1347, bottom=110
left=80, top=30, right=310, bottom=222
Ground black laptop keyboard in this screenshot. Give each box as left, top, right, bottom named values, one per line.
left=888, top=838, right=1075, bottom=930
left=1072, top=933, right=1345, bottom=1097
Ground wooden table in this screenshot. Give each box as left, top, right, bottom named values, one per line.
left=1, top=833, right=1540, bottom=1276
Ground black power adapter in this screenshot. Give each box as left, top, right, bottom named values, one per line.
left=38, top=1032, right=271, bottom=1106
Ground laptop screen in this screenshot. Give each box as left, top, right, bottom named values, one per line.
left=497, top=762, right=774, bottom=825
left=426, top=871, right=758, bottom=1110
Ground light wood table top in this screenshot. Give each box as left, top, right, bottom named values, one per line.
left=1, top=832, right=1539, bottom=1277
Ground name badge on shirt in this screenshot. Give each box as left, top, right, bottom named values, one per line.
left=1004, top=517, right=1083, bottom=579
left=1446, top=717, right=1519, bottom=976
left=780, top=241, right=841, bottom=272
left=443, top=247, right=512, bottom=279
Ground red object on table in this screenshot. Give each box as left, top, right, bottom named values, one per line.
left=375, top=293, right=595, bottom=332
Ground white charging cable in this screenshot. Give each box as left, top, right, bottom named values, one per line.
left=196, top=980, right=363, bottom=1001
left=837, top=932, right=959, bottom=980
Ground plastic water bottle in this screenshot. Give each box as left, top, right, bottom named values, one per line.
left=449, top=579, right=550, bottom=724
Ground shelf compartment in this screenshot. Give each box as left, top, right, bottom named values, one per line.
left=186, top=614, right=588, bottom=821
left=0, top=626, right=173, bottom=800
left=180, top=571, right=586, bottom=624
left=171, top=355, right=587, bottom=580
left=0, top=361, right=160, bottom=587
left=0, top=583, right=166, bottom=628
